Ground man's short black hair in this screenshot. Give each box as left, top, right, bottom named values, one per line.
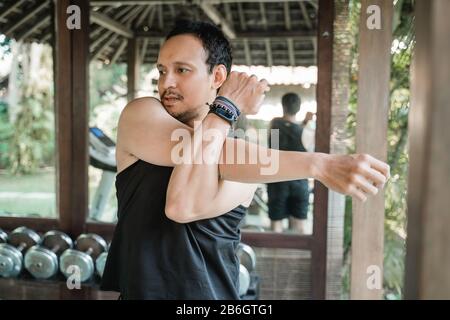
left=281, top=93, right=301, bottom=116
left=165, top=19, right=233, bottom=75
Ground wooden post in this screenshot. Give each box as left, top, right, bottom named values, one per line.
left=405, top=0, right=450, bottom=299
left=312, top=0, right=333, bottom=300
left=350, top=0, right=393, bottom=299
left=71, top=0, right=90, bottom=237
left=55, top=0, right=72, bottom=234
left=326, top=0, right=352, bottom=300
left=54, top=0, right=90, bottom=237
left=127, top=38, right=139, bottom=101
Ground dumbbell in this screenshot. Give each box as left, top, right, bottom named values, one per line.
left=24, top=230, right=73, bottom=279
left=0, top=228, right=7, bottom=243
left=0, top=227, right=41, bottom=277
left=95, top=250, right=108, bottom=278
left=237, top=243, right=256, bottom=273
left=239, top=264, right=251, bottom=297
left=59, top=233, right=107, bottom=282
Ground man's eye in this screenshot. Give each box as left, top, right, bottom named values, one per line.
left=158, top=70, right=166, bottom=75
left=178, top=68, right=189, bottom=73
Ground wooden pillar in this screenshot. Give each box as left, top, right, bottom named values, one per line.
left=326, top=0, right=352, bottom=300
left=127, top=38, right=139, bottom=101
left=405, top=0, right=450, bottom=299
left=350, top=0, right=393, bottom=299
left=312, top=0, right=334, bottom=300
left=55, top=0, right=90, bottom=237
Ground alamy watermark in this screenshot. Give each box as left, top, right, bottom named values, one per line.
left=170, top=123, right=281, bottom=176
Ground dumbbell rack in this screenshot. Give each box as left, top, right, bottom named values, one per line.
left=0, top=228, right=117, bottom=300
left=0, top=276, right=119, bottom=299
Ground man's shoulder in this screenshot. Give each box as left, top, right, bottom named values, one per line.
left=123, top=96, right=163, bottom=113
left=119, top=96, right=166, bottom=124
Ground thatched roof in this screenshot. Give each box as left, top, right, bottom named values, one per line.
left=0, top=0, right=318, bottom=66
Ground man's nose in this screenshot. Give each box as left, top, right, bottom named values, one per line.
left=159, top=72, right=177, bottom=90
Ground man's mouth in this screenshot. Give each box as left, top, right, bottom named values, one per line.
left=163, top=97, right=181, bottom=105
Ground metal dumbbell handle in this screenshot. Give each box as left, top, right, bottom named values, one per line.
left=0, top=227, right=40, bottom=277
left=60, top=233, right=107, bottom=282
left=25, top=232, right=73, bottom=280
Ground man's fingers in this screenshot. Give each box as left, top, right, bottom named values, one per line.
left=349, top=186, right=367, bottom=202
left=362, top=167, right=387, bottom=188
left=260, top=79, right=270, bottom=92
left=368, top=156, right=391, bottom=179
left=354, top=175, right=379, bottom=196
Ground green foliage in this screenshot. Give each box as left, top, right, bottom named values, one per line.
left=7, top=95, right=54, bottom=174
left=0, top=43, right=55, bottom=174
left=0, top=101, right=13, bottom=167
left=89, top=62, right=127, bottom=111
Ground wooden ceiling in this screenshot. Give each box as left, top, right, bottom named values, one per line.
left=0, top=0, right=318, bottom=66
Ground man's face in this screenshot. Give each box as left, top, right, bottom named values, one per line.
left=157, top=34, right=216, bottom=124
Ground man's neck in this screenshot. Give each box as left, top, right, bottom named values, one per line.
left=186, top=106, right=210, bottom=128
left=282, top=115, right=297, bottom=123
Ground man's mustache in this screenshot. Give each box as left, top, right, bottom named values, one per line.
left=161, top=91, right=184, bottom=100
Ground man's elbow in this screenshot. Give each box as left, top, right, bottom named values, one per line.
left=165, top=201, right=197, bottom=224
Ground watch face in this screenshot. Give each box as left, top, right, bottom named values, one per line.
left=209, top=103, right=238, bottom=124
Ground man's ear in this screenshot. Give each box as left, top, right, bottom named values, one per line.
left=212, top=64, right=228, bottom=90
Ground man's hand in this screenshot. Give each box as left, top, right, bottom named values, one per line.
left=316, top=153, right=390, bottom=202
left=218, top=71, right=269, bottom=115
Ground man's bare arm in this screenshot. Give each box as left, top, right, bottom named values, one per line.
left=118, top=96, right=389, bottom=224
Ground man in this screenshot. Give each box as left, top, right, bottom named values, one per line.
left=101, top=20, right=389, bottom=299
left=267, top=93, right=312, bottom=234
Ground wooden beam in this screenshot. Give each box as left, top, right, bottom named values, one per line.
left=91, top=0, right=314, bottom=4
left=90, top=6, right=140, bottom=53
left=0, top=217, right=59, bottom=234
left=243, top=39, right=252, bottom=65
left=312, top=37, right=317, bottom=61
left=242, top=233, right=313, bottom=249
left=54, top=0, right=90, bottom=237
left=127, top=38, right=140, bottom=101
left=136, top=30, right=316, bottom=40
left=90, top=6, right=127, bottom=39
left=237, top=2, right=246, bottom=31
left=148, top=5, right=156, bottom=28
left=92, top=34, right=119, bottom=60
left=265, top=39, right=272, bottom=67
left=284, top=2, right=292, bottom=30
left=111, top=39, right=128, bottom=65
left=199, top=2, right=236, bottom=39
left=308, top=0, right=319, bottom=10
left=169, top=4, right=176, bottom=19
left=90, top=7, right=130, bottom=45
left=70, top=0, right=90, bottom=237
left=91, top=0, right=180, bottom=4
left=287, top=38, right=295, bottom=66
left=135, top=5, right=153, bottom=28
left=90, top=31, right=113, bottom=52
left=405, top=0, right=450, bottom=299
left=224, top=3, right=233, bottom=25
left=16, top=16, right=50, bottom=42
left=300, top=1, right=313, bottom=29
left=238, top=30, right=315, bottom=40
left=157, top=4, right=163, bottom=30
left=311, top=0, right=333, bottom=300
left=90, top=11, right=134, bottom=38
left=351, top=0, right=393, bottom=300
left=259, top=3, right=268, bottom=30
left=0, top=0, right=27, bottom=21
left=140, top=38, right=149, bottom=64
left=4, top=1, right=48, bottom=35
left=54, top=0, right=72, bottom=235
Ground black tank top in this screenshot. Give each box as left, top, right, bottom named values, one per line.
left=269, top=117, right=306, bottom=152
left=100, top=159, right=246, bottom=299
